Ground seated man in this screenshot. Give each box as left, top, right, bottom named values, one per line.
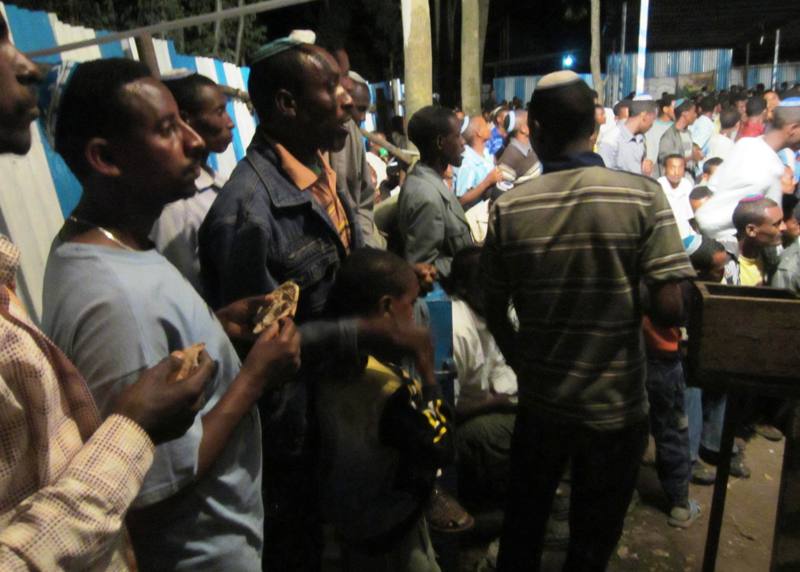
left=443, top=246, right=516, bottom=504
left=41, top=58, right=302, bottom=571
left=151, top=73, right=235, bottom=293
left=0, top=20, right=213, bottom=571
left=318, top=248, right=453, bottom=572
left=397, top=106, right=474, bottom=279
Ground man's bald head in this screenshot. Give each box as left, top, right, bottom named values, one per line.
left=463, top=115, right=490, bottom=145
left=772, top=102, right=800, bottom=150
left=732, top=196, right=779, bottom=235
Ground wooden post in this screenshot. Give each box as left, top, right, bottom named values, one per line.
left=590, top=0, right=603, bottom=103
left=461, top=0, right=481, bottom=115
left=401, top=0, right=433, bottom=121
left=135, top=33, right=161, bottom=78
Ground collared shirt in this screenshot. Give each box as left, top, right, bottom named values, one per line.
left=646, top=119, right=672, bottom=173
left=598, top=123, right=646, bottom=175
left=151, top=166, right=227, bottom=294
left=454, top=145, right=495, bottom=199
left=482, top=155, right=694, bottom=430
left=272, top=142, right=351, bottom=252
left=0, top=235, right=154, bottom=571
left=498, top=138, right=541, bottom=180
left=452, top=298, right=517, bottom=408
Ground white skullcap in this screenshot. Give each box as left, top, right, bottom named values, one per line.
left=536, top=70, right=582, bottom=90
left=288, top=29, right=316, bottom=44
left=348, top=70, right=368, bottom=85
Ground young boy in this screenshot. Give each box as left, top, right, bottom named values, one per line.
left=318, top=249, right=454, bottom=572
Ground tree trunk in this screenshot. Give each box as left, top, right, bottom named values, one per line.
left=401, top=0, right=433, bottom=120
left=590, top=0, right=604, bottom=103
left=461, top=0, right=481, bottom=115
left=478, top=0, right=490, bottom=97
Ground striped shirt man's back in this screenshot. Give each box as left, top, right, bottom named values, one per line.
left=482, top=164, right=694, bottom=430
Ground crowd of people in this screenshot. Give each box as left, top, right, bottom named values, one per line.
left=1, top=11, right=800, bottom=572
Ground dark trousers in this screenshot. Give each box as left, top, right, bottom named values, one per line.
left=497, top=409, right=648, bottom=572
left=645, top=357, right=691, bottom=507
left=262, top=463, right=322, bottom=571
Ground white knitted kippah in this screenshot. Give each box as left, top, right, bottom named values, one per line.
left=536, top=70, right=582, bottom=90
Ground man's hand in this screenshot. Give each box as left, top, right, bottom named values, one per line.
left=215, top=294, right=275, bottom=342
left=357, top=317, right=436, bottom=386
left=112, top=351, right=215, bottom=445
left=413, top=263, right=437, bottom=295
left=482, top=167, right=503, bottom=188
left=239, top=318, right=301, bottom=394
left=641, top=159, right=654, bottom=177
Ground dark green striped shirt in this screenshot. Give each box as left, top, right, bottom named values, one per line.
left=482, top=166, right=694, bottom=430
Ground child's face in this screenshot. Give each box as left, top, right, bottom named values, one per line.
left=699, top=250, right=729, bottom=283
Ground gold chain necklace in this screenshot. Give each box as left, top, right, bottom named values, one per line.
left=67, top=216, right=136, bottom=252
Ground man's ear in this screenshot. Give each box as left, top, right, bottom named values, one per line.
left=435, top=133, right=445, bottom=152
left=84, top=137, right=121, bottom=178
left=275, top=88, right=297, bottom=119
left=745, top=222, right=759, bottom=238
left=379, top=294, right=393, bottom=318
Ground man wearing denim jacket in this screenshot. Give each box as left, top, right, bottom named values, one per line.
left=198, top=38, right=363, bottom=570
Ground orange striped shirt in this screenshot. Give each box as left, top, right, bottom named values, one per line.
left=271, top=142, right=351, bottom=252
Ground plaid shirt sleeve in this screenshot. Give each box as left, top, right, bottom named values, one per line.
left=0, top=413, right=154, bottom=571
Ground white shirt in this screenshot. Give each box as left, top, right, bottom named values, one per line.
left=696, top=136, right=785, bottom=239
left=366, top=151, right=387, bottom=187
left=150, top=167, right=226, bottom=294
left=451, top=299, right=517, bottom=408
left=706, top=132, right=735, bottom=162
left=657, top=176, right=695, bottom=239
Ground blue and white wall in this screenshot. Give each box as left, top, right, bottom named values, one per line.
left=0, top=2, right=257, bottom=320
left=492, top=74, right=596, bottom=105
left=605, top=48, right=733, bottom=101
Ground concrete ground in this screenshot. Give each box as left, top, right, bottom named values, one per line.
left=458, top=433, right=784, bottom=572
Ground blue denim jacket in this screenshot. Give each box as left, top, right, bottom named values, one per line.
left=199, top=134, right=363, bottom=320
left=198, top=135, right=364, bottom=463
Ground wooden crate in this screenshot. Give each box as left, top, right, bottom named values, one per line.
left=687, top=282, right=800, bottom=390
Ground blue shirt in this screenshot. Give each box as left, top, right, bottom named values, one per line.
left=487, top=126, right=505, bottom=156
left=690, top=114, right=715, bottom=157
left=598, top=123, right=646, bottom=175
left=454, top=145, right=495, bottom=198
left=42, top=243, right=263, bottom=572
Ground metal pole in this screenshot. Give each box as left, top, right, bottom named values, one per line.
left=619, top=1, right=627, bottom=102
left=635, top=0, right=649, bottom=95
left=744, top=42, right=750, bottom=90
left=213, top=0, right=222, bottom=57
left=25, top=0, right=318, bottom=58
left=772, top=28, right=781, bottom=90
left=234, top=0, right=246, bottom=65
